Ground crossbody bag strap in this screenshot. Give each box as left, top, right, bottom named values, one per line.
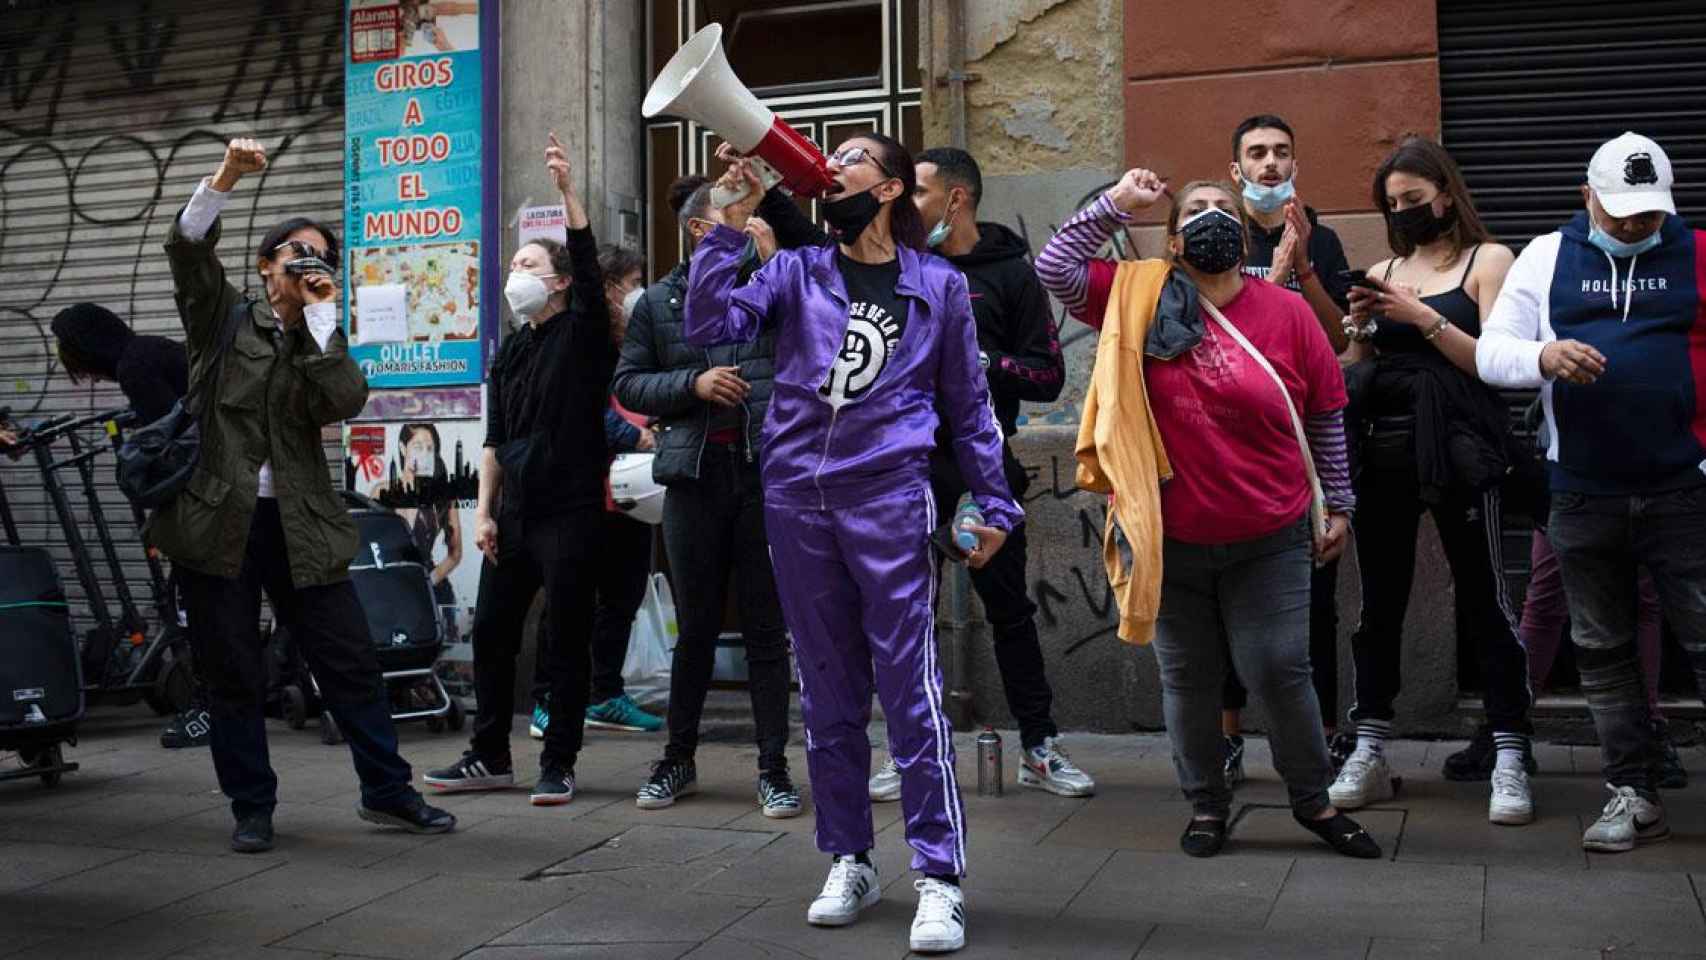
left=184, top=299, right=247, bottom=418
left=1199, top=298, right=1327, bottom=538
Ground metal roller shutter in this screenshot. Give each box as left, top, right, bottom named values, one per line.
left=0, top=1, right=345, bottom=635
left=1440, top=0, right=1706, bottom=247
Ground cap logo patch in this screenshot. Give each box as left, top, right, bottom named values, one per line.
left=1624, top=152, right=1658, bottom=186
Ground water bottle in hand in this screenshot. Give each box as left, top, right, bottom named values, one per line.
left=954, top=502, right=982, bottom=554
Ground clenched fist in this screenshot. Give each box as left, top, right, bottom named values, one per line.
left=213, top=138, right=267, bottom=191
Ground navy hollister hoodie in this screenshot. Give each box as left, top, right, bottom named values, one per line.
left=1477, top=211, right=1706, bottom=495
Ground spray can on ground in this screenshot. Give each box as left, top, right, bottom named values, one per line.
left=976, top=727, right=1003, bottom=796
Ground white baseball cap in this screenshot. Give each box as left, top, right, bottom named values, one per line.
left=1587, top=132, right=1676, bottom=218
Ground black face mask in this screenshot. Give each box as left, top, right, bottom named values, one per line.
left=1178, top=209, right=1245, bottom=275
left=823, top=185, right=884, bottom=244
left=1389, top=201, right=1456, bottom=247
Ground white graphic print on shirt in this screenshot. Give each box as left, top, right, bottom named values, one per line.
left=819, top=299, right=904, bottom=408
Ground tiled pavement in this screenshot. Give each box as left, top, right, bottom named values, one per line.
left=2, top=707, right=1704, bottom=959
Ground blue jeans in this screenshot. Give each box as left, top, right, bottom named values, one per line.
left=1549, top=482, right=1706, bottom=796
left=1152, top=517, right=1333, bottom=820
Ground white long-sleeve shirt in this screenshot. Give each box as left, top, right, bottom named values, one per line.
left=178, top=179, right=339, bottom=498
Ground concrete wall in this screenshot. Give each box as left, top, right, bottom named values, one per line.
left=497, top=0, right=646, bottom=265
left=920, top=0, right=1467, bottom=736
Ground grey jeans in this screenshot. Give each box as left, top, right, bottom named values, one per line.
left=1152, top=517, right=1333, bottom=820
left=1549, top=483, right=1706, bottom=796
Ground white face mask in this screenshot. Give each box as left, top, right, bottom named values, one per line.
left=621, top=286, right=645, bottom=318
left=504, top=270, right=554, bottom=322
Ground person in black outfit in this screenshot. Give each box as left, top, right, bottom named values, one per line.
left=877, top=146, right=1094, bottom=799
left=49, top=302, right=214, bottom=751
left=1219, top=115, right=1355, bottom=779
left=1329, top=136, right=1535, bottom=827
left=528, top=243, right=664, bottom=737
left=424, top=132, right=613, bottom=806
left=613, top=174, right=799, bottom=816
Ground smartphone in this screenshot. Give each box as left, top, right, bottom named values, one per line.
left=928, top=522, right=970, bottom=563
left=1339, top=268, right=1378, bottom=291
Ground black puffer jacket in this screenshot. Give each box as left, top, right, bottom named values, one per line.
left=612, top=260, right=775, bottom=486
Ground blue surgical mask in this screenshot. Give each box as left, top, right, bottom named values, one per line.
left=926, top=200, right=959, bottom=249
left=1241, top=176, right=1295, bottom=214
left=1588, top=221, right=1662, bottom=259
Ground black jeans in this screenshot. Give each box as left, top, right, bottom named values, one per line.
left=1549, top=483, right=1706, bottom=795
left=529, top=509, right=654, bottom=706
left=470, top=506, right=599, bottom=771
left=1222, top=558, right=1340, bottom=726
left=180, top=500, right=416, bottom=819
left=661, top=443, right=790, bottom=773
left=930, top=466, right=1058, bottom=750
left=1349, top=459, right=1532, bottom=734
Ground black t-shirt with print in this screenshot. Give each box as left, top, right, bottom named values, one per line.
left=1243, top=206, right=1352, bottom=311
left=820, top=252, right=909, bottom=406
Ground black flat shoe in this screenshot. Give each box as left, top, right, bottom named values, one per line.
left=1180, top=817, right=1227, bottom=858
left=231, top=812, right=274, bottom=853
left=1296, top=811, right=1381, bottom=859
left=358, top=793, right=457, bottom=834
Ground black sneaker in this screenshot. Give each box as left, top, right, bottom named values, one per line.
left=160, top=706, right=212, bottom=749
left=1179, top=817, right=1227, bottom=858
left=531, top=766, right=576, bottom=806
left=758, top=769, right=802, bottom=819
left=1443, top=725, right=1537, bottom=781
left=1327, top=731, right=1357, bottom=771
left=423, top=751, right=514, bottom=792
left=1653, top=720, right=1688, bottom=790
left=636, top=758, right=697, bottom=810
left=358, top=793, right=457, bottom=834
left=231, top=812, right=274, bottom=853
left=1296, top=811, right=1382, bottom=859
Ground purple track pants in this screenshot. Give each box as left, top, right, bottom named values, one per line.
left=765, top=485, right=966, bottom=877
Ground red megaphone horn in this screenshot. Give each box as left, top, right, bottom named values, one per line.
left=641, top=23, right=836, bottom=205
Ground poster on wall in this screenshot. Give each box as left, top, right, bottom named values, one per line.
left=346, top=419, right=483, bottom=708
left=344, top=0, right=491, bottom=388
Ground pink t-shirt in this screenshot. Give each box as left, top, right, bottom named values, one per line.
left=1142, top=278, right=1346, bottom=544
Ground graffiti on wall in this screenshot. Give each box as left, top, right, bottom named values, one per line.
left=1013, top=453, right=1120, bottom=655
left=0, top=2, right=344, bottom=414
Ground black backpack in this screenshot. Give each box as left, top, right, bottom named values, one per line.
left=116, top=301, right=243, bottom=508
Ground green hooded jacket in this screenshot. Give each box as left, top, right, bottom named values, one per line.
left=143, top=210, right=368, bottom=587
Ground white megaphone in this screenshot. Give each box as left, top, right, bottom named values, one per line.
left=642, top=23, right=836, bottom=207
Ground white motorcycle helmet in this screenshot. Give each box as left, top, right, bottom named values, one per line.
left=609, top=452, right=665, bottom=525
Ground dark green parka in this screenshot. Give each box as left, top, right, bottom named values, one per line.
left=143, top=212, right=369, bottom=587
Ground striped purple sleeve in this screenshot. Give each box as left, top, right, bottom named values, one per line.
left=1304, top=410, right=1354, bottom=515
left=1034, top=193, right=1129, bottom=324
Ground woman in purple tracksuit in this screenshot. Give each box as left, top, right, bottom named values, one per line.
left=685, top=133, right=1018, bottom=954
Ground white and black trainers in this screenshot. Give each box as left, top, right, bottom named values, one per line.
left=1582, top=784, right=1669, bottom=852
left=868, top=755, right=902, bottom=803
left=807, top=855, right=880, bottom=926
left=423, top=751, right=515, bottom=793
left=910, top=877, right=966, bottom=953
left=758, top=770, right=802, bottom=819
left=530, top=766, right=575, bottom=806
left=636, top=758, right=697, bottom=810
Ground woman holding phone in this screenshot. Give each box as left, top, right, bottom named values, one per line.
left=1332, top=135, right=1533, bottom=826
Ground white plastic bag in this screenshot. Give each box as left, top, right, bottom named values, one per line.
left=622, top=572, right=677, bottom=708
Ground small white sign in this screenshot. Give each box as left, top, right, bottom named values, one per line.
left=518, top=203, right=567, bottom=247
left=354, top=283, right=409, bottom=345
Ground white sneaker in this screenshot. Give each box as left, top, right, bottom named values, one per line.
left=1488, top=766, right=1534, bottom=825
left=1328, top=748, right=1396, bottom=810
left=868, top=756, right=902, bottom=803
left=1018, top=737, right=1096, bottom=797
left=910, top=877, right=966, bottom=953
left=806, top=856, right=880, bottom=927
left=1582, top=784, right=1669, bottom=853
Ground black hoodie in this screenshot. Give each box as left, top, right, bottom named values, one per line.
left=51, top=304, right=188, bottom=424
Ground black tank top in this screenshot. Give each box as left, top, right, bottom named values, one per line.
left=1371, top=245, right=1484, bottom=355
left=1369, top=245, right=1484, bottom=417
